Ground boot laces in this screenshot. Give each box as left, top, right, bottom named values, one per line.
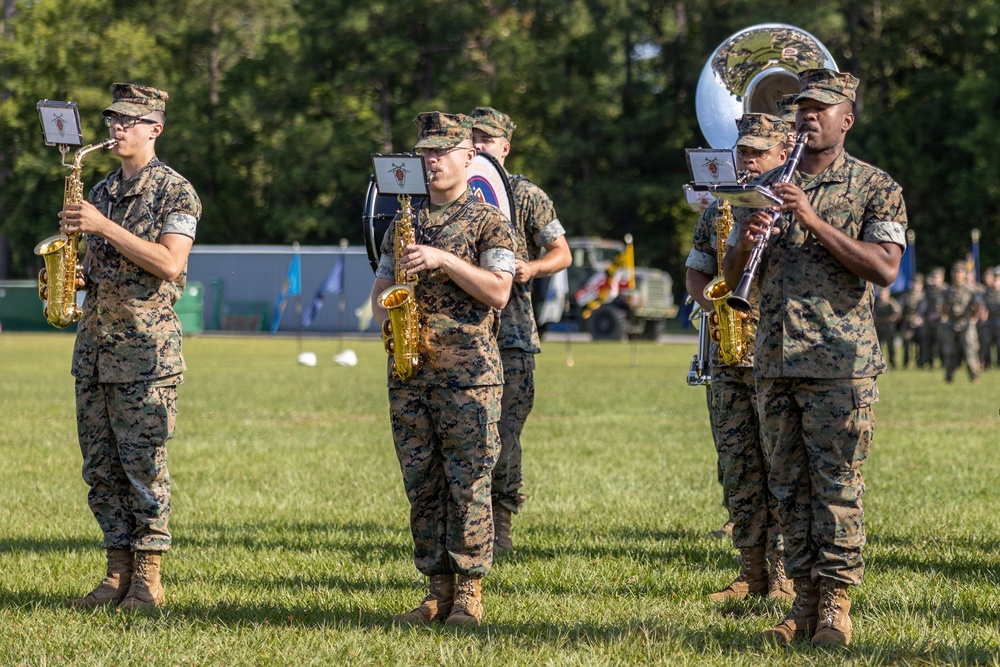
left=819, top=586, right=843, bottom=624
left=454, top=579, right=475, bottom=607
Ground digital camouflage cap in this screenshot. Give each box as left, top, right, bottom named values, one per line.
left=413, top=112, right=473, bottom=150
left=103, top=83, right=168, bottom=117
left=734, top=113, right=790, bottom=151
left=775, top=93, right=799, bottom=123
left=794, top=68, right=859, bottom=106
left=469, top=107, right=516, bottom=140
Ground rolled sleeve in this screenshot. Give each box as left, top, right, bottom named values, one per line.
left=482, top=248, right=515, bottom=275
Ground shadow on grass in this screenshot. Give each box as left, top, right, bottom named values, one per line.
left=0, top=535, right=93, bottom=554
left=178, top=518, right=412, bottom=562
left=867, top=532, right=1000, bottom=584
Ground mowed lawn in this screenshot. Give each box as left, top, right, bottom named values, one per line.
left=1, top=332, right=999, bottom=666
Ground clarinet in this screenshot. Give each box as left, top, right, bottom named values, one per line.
left=726, top=134, right=807, bottom=312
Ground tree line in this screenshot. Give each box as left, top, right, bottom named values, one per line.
left=1, top=0, right=997, bottom=295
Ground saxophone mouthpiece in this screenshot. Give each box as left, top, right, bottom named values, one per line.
left=103, top=138, right=119, bottom=148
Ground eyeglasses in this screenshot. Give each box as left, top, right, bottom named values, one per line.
left=415, top=145, right=469, bottom=158
left=103, top=114, right=157, bottom=130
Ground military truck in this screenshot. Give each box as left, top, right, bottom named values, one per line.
left=535, top=237, right=677, bottom=341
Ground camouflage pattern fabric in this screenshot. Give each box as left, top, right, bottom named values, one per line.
left=898, top=285, right=924, bottom=367
left=74, top=159, right=201, bottom=384
left=70, top=156, right=199, bottom=556
left=873, top=293, right=902, bottom=368
left=757, top=377, right=877, bottom=585
left=919, top=280, right=948, bottom=367
left=939, top=283, right=982, bottom=381
left=75, top=379, right=176, bottom=552
left=740, top=150, right=905, bottom=586
left=493, top=349, right=535, bottom=514
left=379, top=187, right=513, bottom=577
left=712, top=365, right=781, bottom=551
left=378, top=188, right=515, bottom=388
left=740, top=150, right=907, bottom=379
left=496, top=175, right=564, bottom=354
left=492, top=175, right=563, bottom=514
left=982, top=283, right=1000, bottom=368
left=390, top=380, right=501, bottom=577
left=688, top=202, right=779, bottom=551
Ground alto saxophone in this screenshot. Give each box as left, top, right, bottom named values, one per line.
left=34, top=138, right=118, bottom=328
left=377, top=194, right=422, bottom=380
left=702, top=198, right=754, bottom=365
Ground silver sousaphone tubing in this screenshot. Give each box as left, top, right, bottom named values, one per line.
left=695, top=23, right=837, bottom=148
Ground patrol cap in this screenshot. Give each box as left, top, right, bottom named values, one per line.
left=469, top=106, right=517, bottom=140
left=775, top=93, right=799, bottom=123
left=413, top=112, right=473, bottom=150
left=794, top=68, right=859, bottom=106
left=103, top=83, right=169, bottom=117
left=734, top=113, right=790, bottom=151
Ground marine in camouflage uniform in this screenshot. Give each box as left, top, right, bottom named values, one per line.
left=469, top=107, right=572, bottom=555
left=918, top=267, right=948, bottom=368
left=898, top=273, right=925, bottom=368
left=873, top=287, right=902, bottom=369
left=372, top=112, right=515, bottom=627
left=981, top=269, right=1000, bottom=370
left=939, top=262, right=983, bottom=383
left=724, top=69, right=907, bottom=647
left=685, top=113, right=792, bottom=604
left=61, top=84, right=200, bottom=611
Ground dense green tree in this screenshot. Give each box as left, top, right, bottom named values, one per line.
left=1, top=0, right=997, bottom=293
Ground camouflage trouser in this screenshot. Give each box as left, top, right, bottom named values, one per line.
left=940, top=323, right=980, bottom=381
left=705, top=379, right=728, bottom=515
left=493, top=350, right=536, bottom=514
left=757, top=377, right=876, bottom=586
left=712, top=366, right=782, bottom=552
left=389, top=384, right=501, bottom=578
left=75, top=379, right=176, bottom=552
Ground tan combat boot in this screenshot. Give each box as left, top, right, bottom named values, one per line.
left=391, top=574, right=455, bottom=625
left=811, top=578, right=852, bottom=646
left=767, top=555, right=796, bottom=602
left=759, top=577, right=819, bottom=644
left=705, top=519, right=734, bottom=539
left=66, top=548, right=134, bottom=608
left=707, top=545, right=768, bottom=601
left=445, top=575, right=484, bottom=627
left=119, top=551, right=165, bottom=611
left=494, top=506, right=513, bottom=554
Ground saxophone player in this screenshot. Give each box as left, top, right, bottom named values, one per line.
left=684, top=113, right=792, bottom=603
left=59, top=84, right=201, bottom=610
left=370, top=112, right=515, bottom=627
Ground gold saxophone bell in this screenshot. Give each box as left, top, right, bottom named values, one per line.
left=378, top=194, right=422, bottom=380
left=34, top=138, right=118, bottom=328
left=702, top=199, right=754, bottom=365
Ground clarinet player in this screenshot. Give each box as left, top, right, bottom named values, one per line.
left=723, top=69, right=907, bottom=647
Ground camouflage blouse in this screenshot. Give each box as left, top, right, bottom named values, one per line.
left=73, top=159, right=201, bottom=385
left=737, top=150, right=907, bottom=379
left=497, top=175, right=565, bottom=354
left=378, top=188, right=516, bottom=387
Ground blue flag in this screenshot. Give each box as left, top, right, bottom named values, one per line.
left=270, top=253, right=302, bottom=334
left=971, top=235, right=981, bottom=282
left=889, top=241, right=916, bottom=294
left=302, top=257, right=344, bottom=328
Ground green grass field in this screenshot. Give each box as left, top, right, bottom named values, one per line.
left=1, top=332, right=999, bottom=666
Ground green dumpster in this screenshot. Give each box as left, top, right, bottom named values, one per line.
left=176, top=282, right=204, bottom=335
left=0, top=280, right=75, bottom=332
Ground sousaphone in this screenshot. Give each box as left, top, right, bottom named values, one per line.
left=695, top=23, right=838, bottom=148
